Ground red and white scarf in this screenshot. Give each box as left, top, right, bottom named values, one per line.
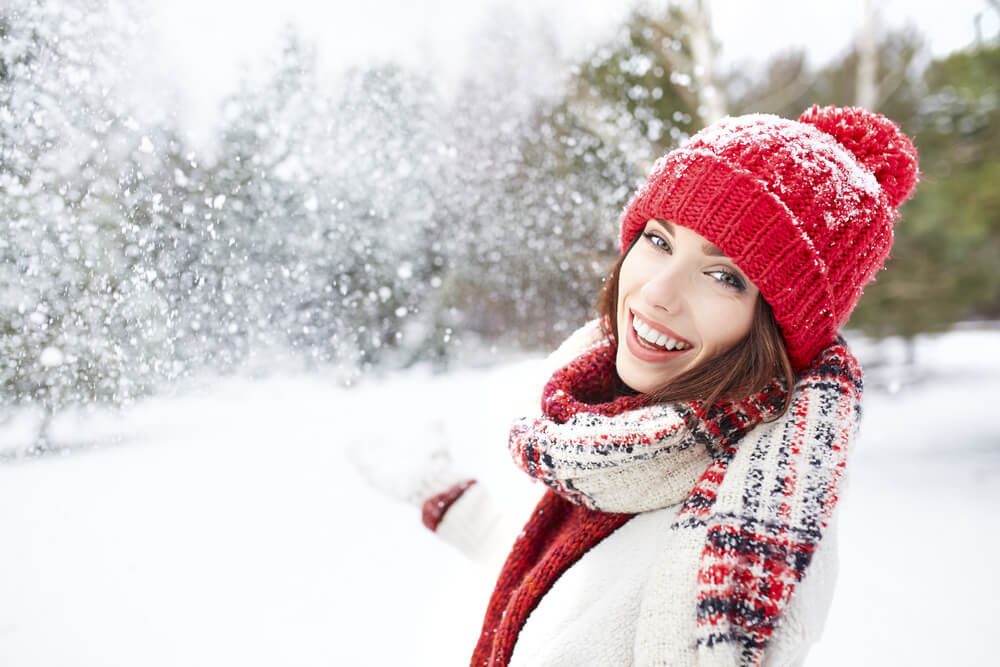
left=473, top=333, right=862, bottom=666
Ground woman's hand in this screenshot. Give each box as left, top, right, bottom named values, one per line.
left=346, top=419, right=470, bottom=508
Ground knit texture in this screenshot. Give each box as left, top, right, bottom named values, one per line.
left=472, top=336, right=862, bottom=666
left=619, top=105, right=918, bottom=371
left=508, top=338, right=786, bottom=513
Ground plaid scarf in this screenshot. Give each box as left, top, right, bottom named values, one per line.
left=473, top=334, right=862, bottom=666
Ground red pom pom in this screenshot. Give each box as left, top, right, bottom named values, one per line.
left=799, top=105, right=919, bottom=208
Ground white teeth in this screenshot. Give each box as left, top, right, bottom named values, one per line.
left=632, top=313, right=690, bottom=351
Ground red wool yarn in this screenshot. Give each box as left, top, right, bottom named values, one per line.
left=619, top=105, right=919, bottom=371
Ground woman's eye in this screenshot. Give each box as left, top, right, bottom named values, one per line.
left=642, top=232, right=670, bottom=251
left=708, top=270, right=746, bottom=291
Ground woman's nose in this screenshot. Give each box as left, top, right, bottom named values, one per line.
left=638, top=265, right=686, bottom=314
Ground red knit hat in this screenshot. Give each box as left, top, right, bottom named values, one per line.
left=619, top=105, right=919, bottom=372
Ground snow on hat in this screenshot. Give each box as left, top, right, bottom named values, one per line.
left=618, top=105, right=919, bottom=372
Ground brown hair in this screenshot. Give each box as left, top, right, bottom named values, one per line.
left=595, top=238, right=796, bottom=416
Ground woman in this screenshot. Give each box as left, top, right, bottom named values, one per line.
left=419, top=105, right=919, bottom=666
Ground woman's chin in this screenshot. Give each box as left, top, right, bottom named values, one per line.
left=616, top=351, right=676, bottom=395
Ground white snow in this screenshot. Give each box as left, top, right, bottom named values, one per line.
left=689, top=115, right=883, bottom=224
left=38, top=346, right=64, bottom=367
left=1, top=327, right=998, bottom=666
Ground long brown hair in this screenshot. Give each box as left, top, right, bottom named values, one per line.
left=595, top=238, right=795, bottom=416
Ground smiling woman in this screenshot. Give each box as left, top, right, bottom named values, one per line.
left=407, top=104, right=919, bottom=667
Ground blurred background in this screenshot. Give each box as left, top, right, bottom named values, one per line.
left=1, top=0, right=998, bottom=665
left=2, top=0, right=999, bottom=437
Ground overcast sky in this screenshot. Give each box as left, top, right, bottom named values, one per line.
left=138, top=0, right=998, bottom=144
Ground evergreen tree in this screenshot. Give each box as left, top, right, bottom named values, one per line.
left=849, top=42, right=1000, bottom=337
left=566, top=2, right=727, bottom=172
left=0, top=0, right=171, bottom=448
left=442, top=98, right=634, bottom=350
left=317, top=62, right=450, bottom=368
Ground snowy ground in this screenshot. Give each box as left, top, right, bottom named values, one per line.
left=1, top=328, right=998, bottom=666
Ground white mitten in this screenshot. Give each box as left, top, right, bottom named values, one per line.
left=346, top=417, right=471, bottom=508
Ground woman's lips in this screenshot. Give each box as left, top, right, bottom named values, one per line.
left=624, top=312, right=692, bottom=363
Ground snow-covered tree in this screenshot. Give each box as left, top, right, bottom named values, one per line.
left=309, top=61, right=450, bottom=368
left=436, top=11, right=637, bottom=351
left=0, top=0, right=172, bottom=449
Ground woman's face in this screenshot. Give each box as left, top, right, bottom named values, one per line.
left=615, top=219, right=760, bottom=394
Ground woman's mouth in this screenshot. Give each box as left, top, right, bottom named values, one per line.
left=625, top=311, right=693, bottom=361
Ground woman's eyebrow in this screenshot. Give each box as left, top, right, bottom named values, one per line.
left=655, top=219, right=726, bottom=256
